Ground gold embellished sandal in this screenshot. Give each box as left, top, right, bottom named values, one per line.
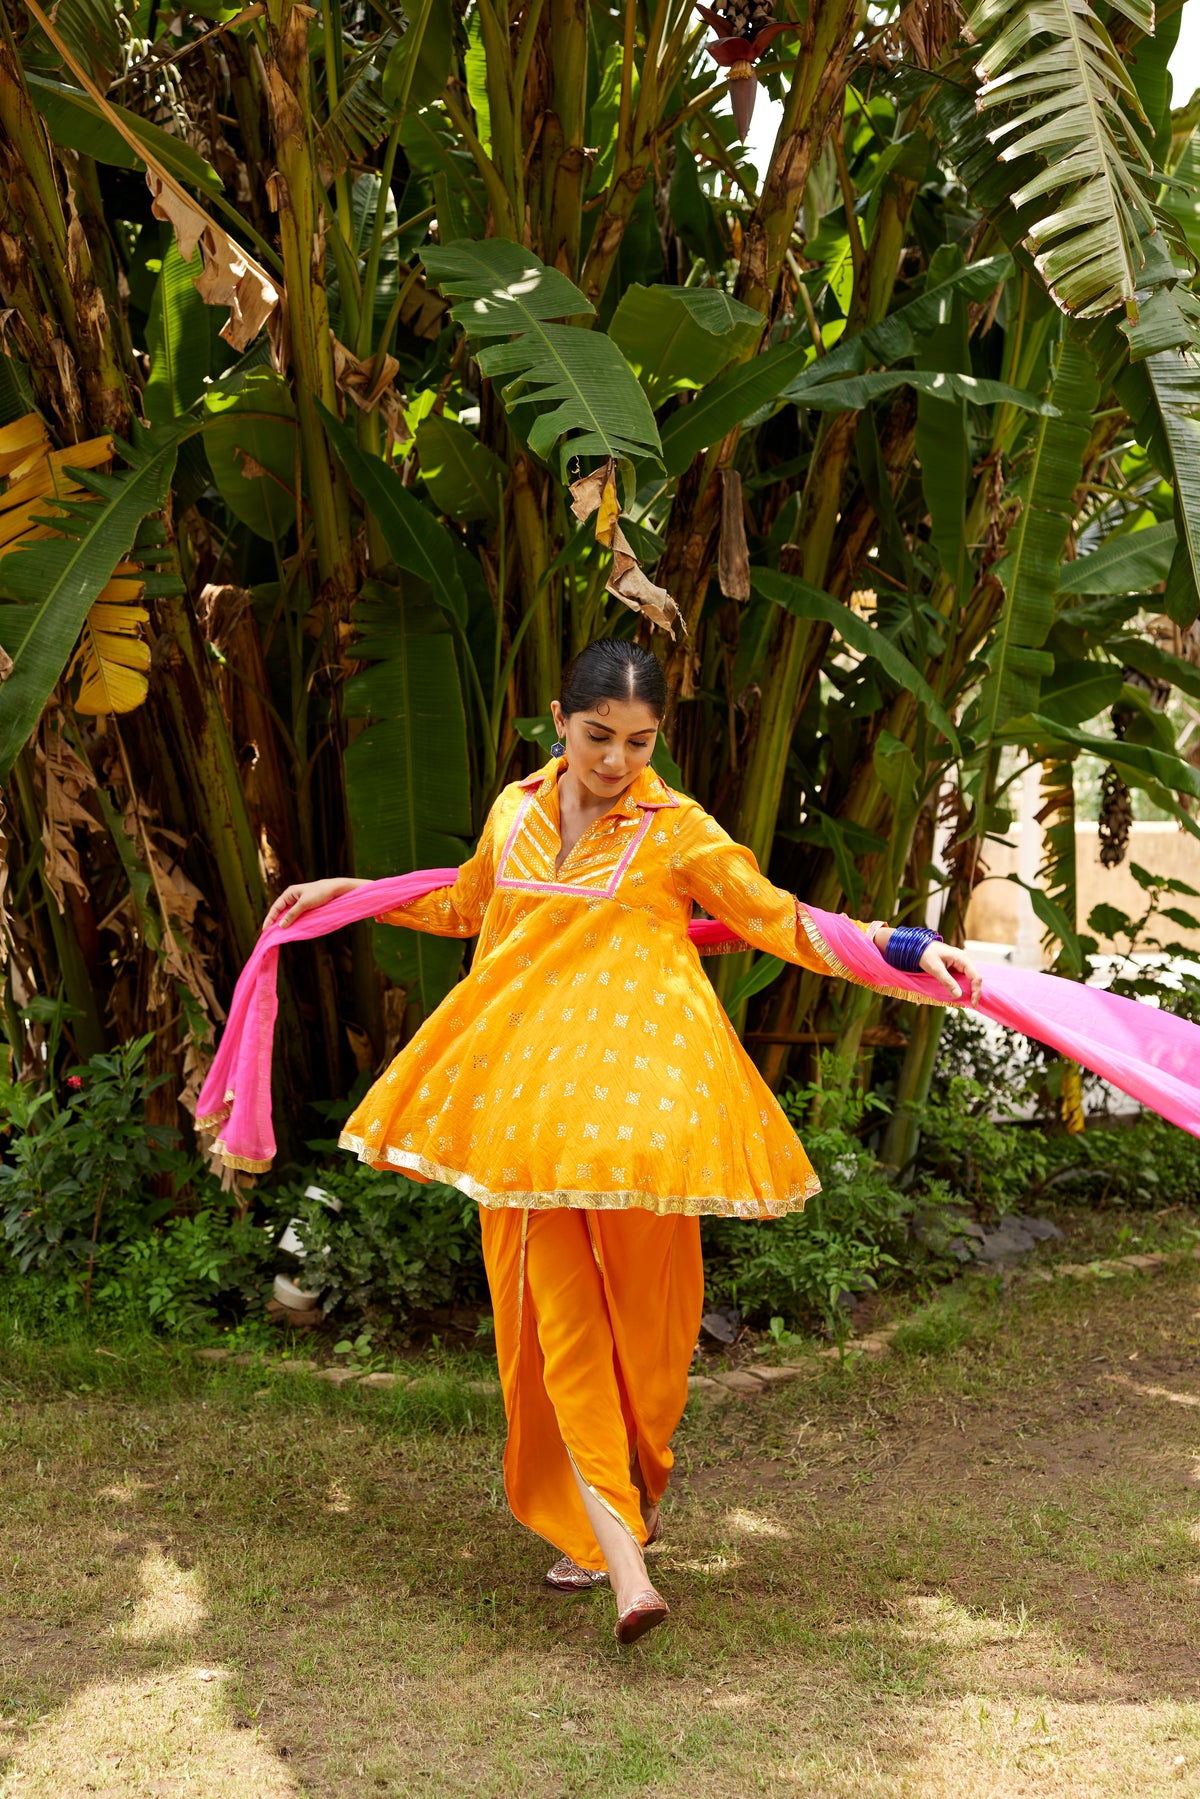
left=544, top=1504, right=662, bottom=1590
left=545, top=1555, right=608, bottom=1591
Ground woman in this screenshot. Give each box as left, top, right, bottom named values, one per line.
left=262, top=641, right=980, bottom=1644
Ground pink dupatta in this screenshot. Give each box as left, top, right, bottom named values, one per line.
left=196, top=875, right=1200, bottom=1170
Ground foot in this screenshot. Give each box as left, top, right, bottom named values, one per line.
left=615, top=1587, right=670, bottom=1645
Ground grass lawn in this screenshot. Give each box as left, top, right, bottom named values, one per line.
left=3, top=1214, right=1200, bottom=1797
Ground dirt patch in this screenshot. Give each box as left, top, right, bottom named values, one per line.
left=3, top=1242, right=1200, bottom=1796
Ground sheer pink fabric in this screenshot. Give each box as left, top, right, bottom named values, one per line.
left=795, top=909, right=1199, bottom=1137
left=196, top=876, right=1200, bottom=1170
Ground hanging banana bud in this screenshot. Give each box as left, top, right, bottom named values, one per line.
left=695, top=4, right=802, bottom=142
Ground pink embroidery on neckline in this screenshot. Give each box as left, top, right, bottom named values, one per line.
left=496, top=790, right=658, bottom=899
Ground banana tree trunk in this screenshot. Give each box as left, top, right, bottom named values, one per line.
left=263, top=0, right=356, bottom=606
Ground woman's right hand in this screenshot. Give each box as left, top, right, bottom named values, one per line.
left=262, top=878, right=368, bottom=933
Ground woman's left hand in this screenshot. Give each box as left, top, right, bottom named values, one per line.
left=920, top=941, right=982, bottom=1006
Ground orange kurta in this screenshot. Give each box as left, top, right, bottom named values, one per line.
left=341, top=756, right=865, bottom=1217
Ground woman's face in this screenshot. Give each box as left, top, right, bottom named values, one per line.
left=550, top=696, right=660, bottom=802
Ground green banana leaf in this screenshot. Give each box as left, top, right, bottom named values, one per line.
left=344, top=579, right=472, bottom=1012
left=1115, top=634, right=1200, bottom=703
left=144, top=244, right=211, bottom=424
left=792, top=369, right=1058, bottom=414
left=607, top=284, right=763, bottom=407
left=0, top=425, right=183, bottom=782
left=26, top=71, right=223, bottom=194
left=1036, top=660, right=1124, bottom=725
left=204, top=370, right=298, bottom=542
left=726, top=953, right=785, bottom=1011
left=1055, top=519, right=1177, bottom=592
left=974, top=333, right=1099, bottom=743
left=1006, top=713, right=1200, bottom=801
left=752, top=568, right=961, bottom=753
left=415, top=413, right=507, bottom=522
left=659, top=339, right=811, bottom=475
left=914, top=245, right=973, bottom=592
left=422, top=240, right=661, bottom=472
left=965, top=0, right=1158, bottom=318
left=1143, top=352, right=1200, bottom=624
left=659, top=254, right=1016, bottom=477
left=320, top=404, right=471, bottom=626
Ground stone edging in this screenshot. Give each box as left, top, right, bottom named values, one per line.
left=688, top=1243, right=1200, bottom=1398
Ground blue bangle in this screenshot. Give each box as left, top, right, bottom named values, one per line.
left=883, top=925, right=943, bottom=972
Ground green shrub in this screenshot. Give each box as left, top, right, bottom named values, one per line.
left=909, top=1074, right=1052, bottom=1216
left=701, top=1061, right=937, bottom=1334
left=270, top=1163, right=487, bottom=1320
left=91, top=1209, right=275, bottom=1333
left=1031, top=1114, right=1200, bottom=1211
left=0, top=1035, right=198, bottom=1281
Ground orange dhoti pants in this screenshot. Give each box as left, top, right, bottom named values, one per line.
left=478, top=1205, right=705, bottom=1571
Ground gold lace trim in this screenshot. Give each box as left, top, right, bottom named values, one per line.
left=797, top=906, right=951, bottom=1008
left=207, top=1137, right=272, bottom=1173
left=338, top=1133, right=819, bottom=1218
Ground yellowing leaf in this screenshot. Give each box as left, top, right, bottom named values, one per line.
left=0, top=414, right=152, bottom=718
left=0, top=413, right=50, bottom=481
left=596, top=471, right=621, bottom=548
left=69, top=599, right=152, bottom=715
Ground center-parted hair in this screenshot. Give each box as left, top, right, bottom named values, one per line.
left=558, top=640, right=667, bottom=721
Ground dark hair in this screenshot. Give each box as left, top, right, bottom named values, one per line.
left=558, top=640, right=667, bottom=720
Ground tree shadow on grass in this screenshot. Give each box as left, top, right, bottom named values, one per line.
left=3, top=1269, right=1200, bottom=1796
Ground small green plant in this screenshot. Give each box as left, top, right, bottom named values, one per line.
left=93, top=1209, right=273, bottom=1335
left=890, top=1295, right=977, bottom=1359
left=332, top=1327, right=386, bottom=1372
left=0, top=1036, right=196, bottom=1296
left=908, top=1075, right=1051, bottom=1217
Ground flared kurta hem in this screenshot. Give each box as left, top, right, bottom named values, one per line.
left=338, top=1130, right=823, bottom=1218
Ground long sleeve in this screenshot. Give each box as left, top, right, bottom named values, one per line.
left=376, top=808, right=498, bottom=939
left=673, top=806, right=879, bottom=973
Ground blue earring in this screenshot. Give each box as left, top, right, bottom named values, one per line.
left=551, top=740, right=565, bottom=757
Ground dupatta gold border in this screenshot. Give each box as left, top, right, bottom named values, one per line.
left=797, top=905, right=953, bottom=1008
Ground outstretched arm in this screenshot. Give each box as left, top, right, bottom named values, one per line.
left=675, top=810, right=980, bottom=1002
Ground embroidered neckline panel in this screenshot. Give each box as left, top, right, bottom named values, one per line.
left=496, top=789, right=658, bottom=898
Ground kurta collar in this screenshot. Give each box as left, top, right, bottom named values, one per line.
left=519, top=756, right=678, bottom=813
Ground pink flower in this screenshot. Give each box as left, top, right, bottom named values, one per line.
left=66, top=1075, right=84, bottom=1091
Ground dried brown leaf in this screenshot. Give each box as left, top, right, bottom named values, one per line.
left=330, top=335, right=402, bottom=413
left=146, top=172, right=279, bottom=350
left=37, top=715, right=102, bottom=913
left=718, top=468, right=750, bottom=602
left=569, top=462, right=681, bottom=637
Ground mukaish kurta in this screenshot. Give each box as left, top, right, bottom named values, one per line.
left=341, top=756, right=869, bottom=1217
left=340, top=755, right=877, bottom=1571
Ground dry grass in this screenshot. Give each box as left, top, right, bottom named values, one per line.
left=3, top=1226, right=1200, bottom=1797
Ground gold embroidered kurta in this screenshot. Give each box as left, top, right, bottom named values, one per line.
left=340, top=758, right=866, bottom=1218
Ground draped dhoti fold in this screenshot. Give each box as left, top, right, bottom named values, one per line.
left=479, top=1205, right=704, bottom=1571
